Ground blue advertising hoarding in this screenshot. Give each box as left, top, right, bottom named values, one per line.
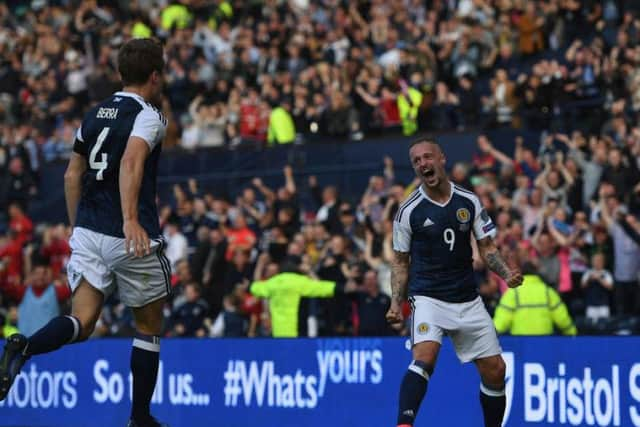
left=1, top=337, right=639, bottom=427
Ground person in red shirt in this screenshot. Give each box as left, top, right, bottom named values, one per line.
left=0, top=230, right=24, bottom=289
left=476, top=135, right=540, bottom=181
left=8, top=203, right=33, bottom=247
left=473, top=134, right=500, bottom=173
left=3, top=261, right=71, bottom=305
left=380, top=86, right=401, bottom=127
left=239, top=88, right=261, bottom=141
left=234, top=281, right=263, bottom=337
left=3, top=260, right=71, bottom=338
left=224, top=215, right=256, bottom=261
left=40, top=225, right=71, bottom=279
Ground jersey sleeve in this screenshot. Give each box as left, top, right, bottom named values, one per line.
left=392, top=217, right=412, bottom=252
left=72, top=125, right=87, bottom=155
left=130, top=108, right=166, bottom=150
left=472, top=196, right=497, bottom=240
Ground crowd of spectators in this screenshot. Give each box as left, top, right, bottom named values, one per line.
left=1, top=0, right=640, bottom=338
left=1, top=0, right=640, bottom=153
left=3, top=129, right=640, bottom=337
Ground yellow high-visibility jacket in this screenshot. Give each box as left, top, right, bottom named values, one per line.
left=251, top=273, right=335, bottom=337
left=161, top=4, right=192, bottom=30
left=397, top=87, right=423, bottom=136
left=493, top=274, right=577, bottom=336
left=267, top=107, right=296, bottom=145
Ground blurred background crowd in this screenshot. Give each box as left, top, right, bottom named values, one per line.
left=1, top=0, right=640, bottom=338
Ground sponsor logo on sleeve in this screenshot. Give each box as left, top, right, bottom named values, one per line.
left=483, top=222, right=496, bottom=233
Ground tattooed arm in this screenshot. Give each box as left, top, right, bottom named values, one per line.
left=391, top=251, right=410, bottom=303
left=386, top=251, right=410, bottom=325
left=477, top=237, right=523, bottom=288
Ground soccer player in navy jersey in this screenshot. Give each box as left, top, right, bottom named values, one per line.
left=1, top=38, right=171, bottom=427
left=387, top=138, right=523, bottom=427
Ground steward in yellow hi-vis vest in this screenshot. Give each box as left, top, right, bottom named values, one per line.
left=267, top=106, right=296, bottom=145
left=250, top=265, right=335, bottom=337
left=397, top=83, right=423, bottom=136
left=493, top=263, right=577, bottom=336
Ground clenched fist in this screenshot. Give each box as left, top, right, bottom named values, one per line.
left=506, top=269, right=523, bottom=288
left=386, top=300, right=404, bottom=326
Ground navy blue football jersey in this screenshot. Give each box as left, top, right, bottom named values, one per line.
left=392, top=183, right=497, bottom=303
left=72, top=91, right=167, bottom=239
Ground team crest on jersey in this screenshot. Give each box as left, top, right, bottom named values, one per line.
left=456, top=208, right=471, bottom=223
left=417, top=322, right=429, bottom=335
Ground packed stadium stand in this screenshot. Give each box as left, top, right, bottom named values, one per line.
left=1, top=0, right=640, bottom=341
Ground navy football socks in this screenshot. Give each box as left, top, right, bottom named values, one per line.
left=130, top=333, right=161, bottom=424
left=397, top=360, right=431, bottom=426
left=25, top=315, right=81, bottom=356
left=480, top=382, right=506, bottom=427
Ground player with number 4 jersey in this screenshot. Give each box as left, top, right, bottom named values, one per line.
left=73, top=89, right=166, bottom=240
left=386, top=138, right=523, bottom=427
left=0, top=38, right=171, bottom=427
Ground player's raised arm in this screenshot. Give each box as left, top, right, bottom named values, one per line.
left=64, top=153, right=87, bottom=228
left=120, top=136, right=152, bottom=257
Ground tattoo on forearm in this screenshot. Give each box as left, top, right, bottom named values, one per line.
left=391, top=252, right=410, bottom=303
left=485, top=250, right=510, bottom=280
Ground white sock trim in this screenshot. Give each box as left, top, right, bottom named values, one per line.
left=133, top=338, right=160, bottom=352
left=65, top=315, right=80, bottom=343
left=480, top=382, right=505, bottom=397
left=408, top=362, right=430, bottom=381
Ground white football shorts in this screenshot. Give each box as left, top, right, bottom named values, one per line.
left=410, top=295, right=502, bottom=363
left=66, top=227, right=171, bottom=307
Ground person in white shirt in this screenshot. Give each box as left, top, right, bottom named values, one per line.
left=581, top=252, right=614, bottom=322
left=164, top=218, right=188, bottom=272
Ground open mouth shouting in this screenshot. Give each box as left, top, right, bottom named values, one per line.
left=422, top=168, right=438, bottom=185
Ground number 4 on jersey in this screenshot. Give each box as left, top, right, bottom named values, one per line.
left=90, top=127, right=109, bottom=181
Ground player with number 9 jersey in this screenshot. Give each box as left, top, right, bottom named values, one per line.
left=392, top=181, right=496, bottom=302
left=386, top=138, right=523, bottom=427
